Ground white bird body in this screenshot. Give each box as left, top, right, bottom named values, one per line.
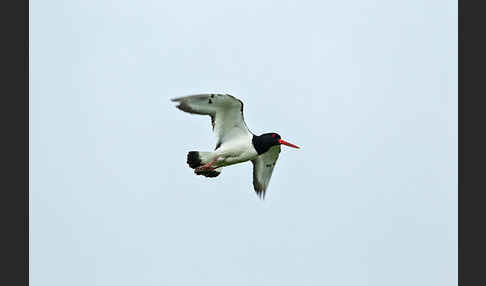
left=213, top=133, right=258, bottom=167
left=171, top=93, right=299, bottom=199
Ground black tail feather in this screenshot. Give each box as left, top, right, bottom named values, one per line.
left=187, top=151, right=202, bottom=169
left=195, top=170, right=221, bottom=178
left=187, top=151, right=221, bottom=178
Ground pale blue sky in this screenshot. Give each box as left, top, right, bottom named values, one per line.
left=30, top=1, right=457, bottom=285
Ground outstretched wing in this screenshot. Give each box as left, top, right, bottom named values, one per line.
left=251, top=145, right=281, bottom=199
left=171, top=94, right=251, bottom=148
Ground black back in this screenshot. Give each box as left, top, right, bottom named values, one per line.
left=252, top=133, right=281, bottom=155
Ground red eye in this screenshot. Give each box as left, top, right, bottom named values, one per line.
left=272, top=134, right=276, bottom=138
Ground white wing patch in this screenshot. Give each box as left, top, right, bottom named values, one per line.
left=251, top=145, right=281, bottom=199
left=171, top=94, right=250, bottom=149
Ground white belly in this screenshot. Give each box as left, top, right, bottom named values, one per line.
left=214, top=134, right=258, bottom=167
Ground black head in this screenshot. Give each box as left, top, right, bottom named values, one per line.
left=252, top=133, right=300, bottom=155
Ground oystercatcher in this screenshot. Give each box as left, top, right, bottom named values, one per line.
left=171, top=94, right=300, bottom=199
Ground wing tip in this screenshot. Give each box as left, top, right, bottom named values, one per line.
left=253, top=182, right=267, bottom=200
left=256, top=192, right=266, bottom=200
left=171, top=95, right=196, bottom=102
left=172, top=100, right=208, bottom=116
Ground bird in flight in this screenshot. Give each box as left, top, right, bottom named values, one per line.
left=171, top=94, right=300, bottom=199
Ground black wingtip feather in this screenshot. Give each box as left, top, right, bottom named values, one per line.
left=256, top=192, right=265, bottom=200
left=253, top=184, right=266, bottom=200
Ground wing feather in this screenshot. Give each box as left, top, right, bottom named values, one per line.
left=251, top=145, right=281, bottom=199
left=172, top=94, right=250, bottom=148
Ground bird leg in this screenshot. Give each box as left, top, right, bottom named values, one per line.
left=194, top=157, right=219, bottom=173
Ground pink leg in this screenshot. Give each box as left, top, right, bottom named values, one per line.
left=195, top=157, right=219, bottom=173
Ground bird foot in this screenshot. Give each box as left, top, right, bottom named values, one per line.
left=194, top=157, right=219, bottom=173
left=194, top=166, right=216, bottom=173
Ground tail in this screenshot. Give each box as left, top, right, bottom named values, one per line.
left=187, top=151, right=222, bottom=178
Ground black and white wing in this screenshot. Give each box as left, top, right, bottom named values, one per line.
left=251, top=145, right=281, bottom=199
left=171, top=94, right=251, bottom=148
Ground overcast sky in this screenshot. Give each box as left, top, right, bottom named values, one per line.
left=30, top=1, right=457, bottom=285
